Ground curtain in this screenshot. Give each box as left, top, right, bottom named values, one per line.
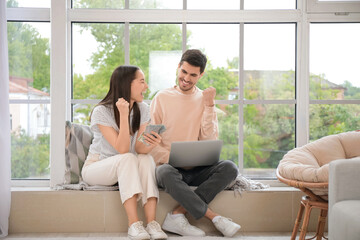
left=0, top=0, right=11, bottom=237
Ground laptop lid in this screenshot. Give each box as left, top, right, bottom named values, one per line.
left=168, top=140, right=223, bottom=168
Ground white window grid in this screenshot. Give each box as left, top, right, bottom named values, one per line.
left=6, top=0, right=360, bottom=187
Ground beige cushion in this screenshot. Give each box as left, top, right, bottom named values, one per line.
left=338, top=131, right=360, bottom=158
left=278, top=131, right=360, bottom=184
left=305, top=135, right=346, bottom=166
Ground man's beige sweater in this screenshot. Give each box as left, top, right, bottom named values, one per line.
left=150, top=86, right=218, bottom=165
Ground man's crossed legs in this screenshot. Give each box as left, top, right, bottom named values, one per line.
left=156, top=160, right=241, bottom=237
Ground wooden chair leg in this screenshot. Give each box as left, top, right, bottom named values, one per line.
left=291, top=203, right=305, bottom=240
left=316, top=209, right=328, bottom=240
left=299, top=202, right=312, bottom=240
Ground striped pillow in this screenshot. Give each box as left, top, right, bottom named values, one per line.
left=64, top=121, right=93, bottom=184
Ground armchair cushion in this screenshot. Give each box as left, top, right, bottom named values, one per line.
left=278, top=131, right=360, bottom=183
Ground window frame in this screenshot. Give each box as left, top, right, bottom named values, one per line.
left=6, top=0, right=360, bottom=187
left=307, top=0, right=360, bottom=13
left=7, top=7, right=52, bottom=186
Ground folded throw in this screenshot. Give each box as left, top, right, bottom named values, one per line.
left=55, top=174, right=268, bottom=194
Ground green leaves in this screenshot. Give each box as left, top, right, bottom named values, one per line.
left=11, top=129, right=50, bottom=179
left=8, top=22, right=50, bottom=92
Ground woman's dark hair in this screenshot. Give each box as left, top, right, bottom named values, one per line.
left=96, top=65, right=141, bottom=135
left=180, top=49, right=207, bottom=74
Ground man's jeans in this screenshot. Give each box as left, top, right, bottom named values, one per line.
left=156, top=160, right=238, bottom=220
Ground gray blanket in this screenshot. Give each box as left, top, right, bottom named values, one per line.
left=55, top=174, right=269, bottom=194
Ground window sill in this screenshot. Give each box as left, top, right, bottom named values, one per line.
left=11, top=185, right=299, bottom=193
left=11, top=179, right=49, bottom=188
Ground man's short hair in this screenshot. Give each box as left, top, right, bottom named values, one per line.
left=180, top=49, right=207, bottom=74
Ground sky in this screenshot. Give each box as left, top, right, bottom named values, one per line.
left=12, top=0, right=360, bottom=87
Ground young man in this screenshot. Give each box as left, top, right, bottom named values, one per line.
left=150, top=49, right=241, bottom=237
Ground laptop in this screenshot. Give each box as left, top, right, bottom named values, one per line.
left=168, top=140, right=223, bottom=168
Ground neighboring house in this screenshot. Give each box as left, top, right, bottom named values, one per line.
left=9, top=76, right=50, bottom=137
left=311, top=75, right=346, bottom=100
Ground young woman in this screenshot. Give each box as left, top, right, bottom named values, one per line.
left=81, top=65, right=167, bottom=240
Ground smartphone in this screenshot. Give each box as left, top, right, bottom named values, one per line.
left=144, top=124, right=166, bottom=137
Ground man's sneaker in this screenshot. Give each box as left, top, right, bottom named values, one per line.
left=162, top=213, right=205, bottom=237
left=213, top=216, right=241, bottom=237
left=146, top=221, right=168, bottom=239
left=128, top=221, right=150, bottom=240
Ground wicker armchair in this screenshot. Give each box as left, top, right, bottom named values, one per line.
left=276, top=169, right=328, bottom=240
left=276, top=131, right=360, bottom=240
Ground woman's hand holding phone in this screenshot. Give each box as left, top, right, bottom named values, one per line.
left=143, top=131, right=162, bottom=147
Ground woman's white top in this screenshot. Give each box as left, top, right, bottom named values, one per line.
left=88, top=102, right=150, bottom=160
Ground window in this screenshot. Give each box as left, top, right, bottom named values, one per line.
left=187, top=23, right=239, bottom=101
left=72, top=23, right=125, bottom=124
left=307, top=0, right=360, bottom=12
left=129, top=23, right=182, bottom=98
left=6, top=0, right=360, bottom=185
left=8, top=21, right=50, bottom=179
left=309, top=23, right=360, bottom=141
left=130, top=0, right=182, bottom=9
left=6, top=0, right=50, bottom=8
left=243, top=23, right=296, bottom=178
left=72, top=0, right=125, bottom=9
left=244, top=0, right=296, bottom=10
left=187, top=0, right=240, bottom=10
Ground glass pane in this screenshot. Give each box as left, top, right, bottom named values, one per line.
left=187, top=24, right=239, bottom=100
left=10, top=104, right=50, bottom=179
left=187, top=0, right=240, bottom=9
left=218, top=104, right=239, bottom=165
left=310, top=23, right=360, bottom=100
left=8, top=22, right=50, bottom=99
left=244, top=0, right=296, bottom=9
left=130, top=24, right=182, bottom=99
left=130, top=0, right=182, bottom=9
left=244, top=104, right=295, bottom=179
left=244, top=24, right=295, bottom=100
left=73, top=103, right=96, bottom=125
left=72, top=23, right=125, bottom=100
left=6, top=0, right=50, bottom=8
left=72, top=0, right=124, bottom=9
left=309, top=104, right=360, bottom=141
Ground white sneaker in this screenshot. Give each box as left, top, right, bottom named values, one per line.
left=162, top=213, right=205, bottom=237
left=213, top=216, right=241, bottom=237
left=146, top=221, right=168, bottom=239
left=128, top=221, right=150, bottom=240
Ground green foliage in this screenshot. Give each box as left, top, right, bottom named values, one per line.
left=227, top=57, right=239, bottom=70
left=343, top=80, right=360, bottom=99
left=198, top=67, right=238, bottom=99
left=218, top=105, right=238, bottom=164
left=309, top=78, right=360, bottom=141
left=310, top=73, right=342, bottom=100
left=73, top=23, right=126, bottom=100
left=310, top=104, right=360, bottom=141
left=6, top=0, right=18, bottom=7
left=7, top=1, right=360, bottom=178
left=73, top=23, right=182, bottom=100
left=244, top=70, right=295, bottom=100
left=130, top=24, right=182, bottom=74
left=73, top=0, right=124, bottom=8
left=11, top=129, right=50, bottom=179
left=7, top=22, right=50, bottom=92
